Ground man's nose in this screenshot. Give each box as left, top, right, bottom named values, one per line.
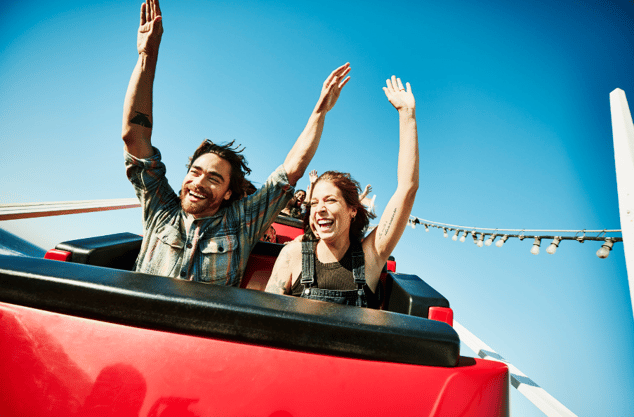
left=192, top=175, right=205, bottom=186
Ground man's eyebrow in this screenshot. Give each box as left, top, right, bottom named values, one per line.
left=191, top=164, right=226, bottom=182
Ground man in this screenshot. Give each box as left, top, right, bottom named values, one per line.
left=122, top=0, right=350, bottom=285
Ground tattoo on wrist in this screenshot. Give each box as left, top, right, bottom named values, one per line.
left=130, top=111, right=152, bottom=128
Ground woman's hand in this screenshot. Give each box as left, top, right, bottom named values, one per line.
left=383, top=75, right=415, bottom=112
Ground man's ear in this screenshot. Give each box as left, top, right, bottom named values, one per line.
left=224, top=190, right=232, bottom=201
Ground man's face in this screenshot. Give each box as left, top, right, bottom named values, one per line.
left=180, top=153, right=232, bottom=218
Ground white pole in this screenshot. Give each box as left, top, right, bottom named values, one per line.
left=609, top=88, right=634, bottom=319
left=454, top=320, right=577, bottom=417
left=0, top=198, right=141, bottom=221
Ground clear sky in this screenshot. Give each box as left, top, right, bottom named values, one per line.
left=2, top=0, right=634, bottom=415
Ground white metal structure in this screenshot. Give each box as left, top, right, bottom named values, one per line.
left=0, top=198, right=140, bottom=221
left=454, top=321, right=577, bottom=417
left=609, top=88, right=634, bottom=319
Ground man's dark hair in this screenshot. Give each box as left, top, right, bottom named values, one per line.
left=187, top=139, right=252, bottom=207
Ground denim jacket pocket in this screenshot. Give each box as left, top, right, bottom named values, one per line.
left=199, top=235, right=238, bottom=284
left=156, top=224, right=185, bottom=250
left=139, top=224, right=184, bottom=277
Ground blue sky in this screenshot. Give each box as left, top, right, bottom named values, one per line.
left=2, top=0, right=634, bottom=415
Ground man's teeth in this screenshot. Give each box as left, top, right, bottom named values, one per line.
left=190, top=191, right=206, bottom=199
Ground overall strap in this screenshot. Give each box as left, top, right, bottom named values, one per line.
left=301, top=239, right=316, bottom=286
left=351, top=242, right=366, bottom=307
left=351, top=244, right=365, bottom=286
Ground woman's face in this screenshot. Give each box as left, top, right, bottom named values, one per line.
left=295, top=190, right=306, bottom=206
left=309, top=180, right=356, bottom=243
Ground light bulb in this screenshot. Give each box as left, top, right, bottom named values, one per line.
left=496, top=235, right=509, bottom=247
left=477, top=233, right=484, bottom=247
left=443, top=228, right=448, bottom=238
left=530, top=237, right=541, bottom=255
left=471, top=231, right=478, bottom=244
left=452, top=229, right=460, bottom=241
left=546, top=237, right=561, bottom=255
left=596, top=238, right=614, bottom=259
left=460, top=230, right=468, bottom=242
left=409, top=219, right=416, bottom=229
left=424, top=224, right=430, bottom=232
left=485, top=233, right=497, bottom=246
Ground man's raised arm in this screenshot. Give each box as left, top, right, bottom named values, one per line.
left=122, top=0, right=164, bottom=159
left=282, top=63, right=351, bottom=186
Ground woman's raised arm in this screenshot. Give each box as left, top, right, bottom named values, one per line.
left=365, top=76, right=419, bottom=263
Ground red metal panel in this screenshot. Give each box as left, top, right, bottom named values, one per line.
left=387, top=259, right=396, bottom=272
left=43, top=249, right=72, bottom=262
left=429, top=306, right=454, bottom=327
left=0, top=302, right=508, bottom=417
left=272, top=222, right=303, bottom=243
left=241, top=254, right=277, bottom=290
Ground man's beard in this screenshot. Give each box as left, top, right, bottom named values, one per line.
left=180, top=188, right=213, bottom=215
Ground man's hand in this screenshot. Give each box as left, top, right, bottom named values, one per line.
left=309, top=170, right=318, bottom=184
left=137, top=0, right=163, bottom=57
left=282, top=65, right=349, bottom=185
left=383, top=75, right=415, bottom=112
left=314, top=63, right=351, bottom=114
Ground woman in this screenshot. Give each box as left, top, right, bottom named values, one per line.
left=280, top=189, right=307, bottom=219
left=265, top=76, right=418, bottom=308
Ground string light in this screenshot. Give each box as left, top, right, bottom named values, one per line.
left=546, top=237, right=561, bottom=255
left=530, top=237, right=541, bottom=255
left=406, top=216, right=622, bottom=257
left=496, top=235, right=509, bottom=247
left=596, top=238, right=614, bottom=259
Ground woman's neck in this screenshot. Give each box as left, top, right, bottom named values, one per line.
left=317, top=236, right=351, bottom=263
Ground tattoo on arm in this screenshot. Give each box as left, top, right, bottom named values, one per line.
left=379, top=208, right=397, bottom=239
left=130, top=111, right=153, bottom=128
left=267, top=249, right=293, bottom=294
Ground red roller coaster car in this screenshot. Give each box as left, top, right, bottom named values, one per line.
left=0, top=216, right=508, bottom=417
